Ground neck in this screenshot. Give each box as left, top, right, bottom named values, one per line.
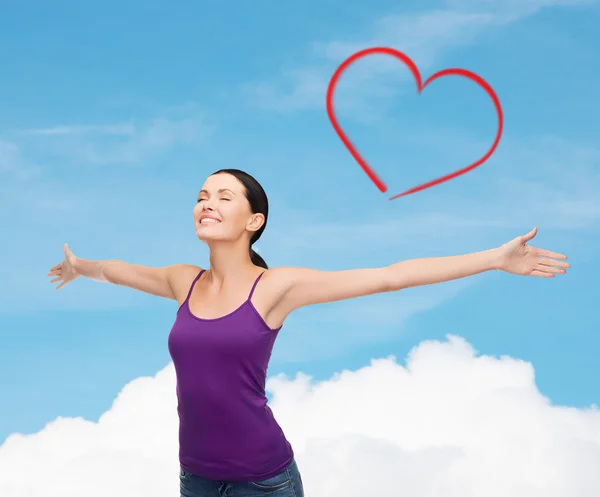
left=206, top=240, right=258, bottom=285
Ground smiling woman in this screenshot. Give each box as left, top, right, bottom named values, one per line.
left=196, top=169, right=270, bottom=270
left=47, top=168, right=569, bottom=497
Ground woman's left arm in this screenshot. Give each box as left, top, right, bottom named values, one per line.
left=272, top=227, right=569, bottom=313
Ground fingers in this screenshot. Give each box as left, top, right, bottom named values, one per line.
left=530, top=270, right=555, bottom=278
left=521, top=226, right=538, bottom=243
left=538, top=258, right=570, bottom=269
left=536, top=248, right=567, bottom=260
left=531, top=259, right=567, bottom=277
left=536, top=265, right=566, bottom=274
left=534, top=247, right=570, bottom=275
left=50, top=251, right=70, bottom=289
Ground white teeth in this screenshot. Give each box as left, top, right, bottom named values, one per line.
left=200, top=218, right=220, bottom=224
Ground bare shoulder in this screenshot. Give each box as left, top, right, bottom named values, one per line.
left=167, top=264, right=204, bottom=303
left=256, top=266, right=318, bottom=315
left=258, top=266, right=311, bottom=303
left=252, top=267, right=300, bottom=329
left=262, top=264, right=390, bottom=313
left=250, top=265, right=390, bottom=328
left=259, top=266, right=297, bottom=293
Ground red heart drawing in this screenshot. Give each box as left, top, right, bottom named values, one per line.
left=326, top=47, right=504, bottom=200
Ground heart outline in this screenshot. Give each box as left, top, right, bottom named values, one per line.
left=326, top=47, right=504, bottom=200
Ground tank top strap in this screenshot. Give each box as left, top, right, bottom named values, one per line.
left=248, top=271, right=266, bottom=301
left=184, top=269, right=206, bottom=303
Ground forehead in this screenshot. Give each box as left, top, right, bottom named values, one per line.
left=200, top=173, right=244, bottom=193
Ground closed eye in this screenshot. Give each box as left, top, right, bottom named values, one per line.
left=197, top=197, right=231, bottom=203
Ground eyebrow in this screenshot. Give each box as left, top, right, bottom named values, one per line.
left=198, top=188, right=236, bottom=196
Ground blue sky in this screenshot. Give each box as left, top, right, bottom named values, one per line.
left=1, top=0, right=599, bottom=446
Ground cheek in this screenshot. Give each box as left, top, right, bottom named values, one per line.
left=224, top=205, right=250, bottom=229
left=221, top=202, right=239, bottom=217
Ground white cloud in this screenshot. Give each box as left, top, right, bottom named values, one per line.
left=12, top=106, right=214, bottom=166
left=445, top=0, right=597, bottom=22
left=0, top=139, right=22, bottom=172
left=21, top=123, right=135, bottom=136
left=242, top=9, right=493, bottom=114
left=244, top=0, right=595, bottom=113
left=0, top=139, right=40, bottom=180
left=273, top=280, right=473, bottom=363
left=1, top=335, right=599, bottom=496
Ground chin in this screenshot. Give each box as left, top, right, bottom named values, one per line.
left=196, top=230, right=216, bottom=242
left=195, top=227, right=230, bottom=243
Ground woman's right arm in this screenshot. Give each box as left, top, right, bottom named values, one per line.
left=48, top=244, right=200, bottom=301
left=75, top=258, right=197, bottom=300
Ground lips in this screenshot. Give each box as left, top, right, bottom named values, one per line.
left=199, top=215, right=221, bottom=225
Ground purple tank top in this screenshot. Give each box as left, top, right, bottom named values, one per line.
left=167, top=269, right=294, bottom=481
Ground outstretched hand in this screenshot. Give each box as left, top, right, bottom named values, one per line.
left=48, top=243, right=79, bottom=289
left=497, top=227, right=569, bottom=277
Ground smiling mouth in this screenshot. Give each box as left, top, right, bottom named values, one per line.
left=199, top=218, right=221, bottom=225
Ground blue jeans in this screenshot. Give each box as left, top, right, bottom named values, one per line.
left=179, top=458, right=304, bottom=497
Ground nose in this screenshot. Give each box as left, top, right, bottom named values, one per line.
left=201, top=201, right=216, bottom=212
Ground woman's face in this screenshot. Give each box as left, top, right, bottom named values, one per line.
left=193, top=173, right=263, bottom=244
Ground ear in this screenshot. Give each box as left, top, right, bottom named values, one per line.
left=247, top=213, right=265, bottom=233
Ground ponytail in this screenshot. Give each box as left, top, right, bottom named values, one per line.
left=250, top=247, right=268, bottom=269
